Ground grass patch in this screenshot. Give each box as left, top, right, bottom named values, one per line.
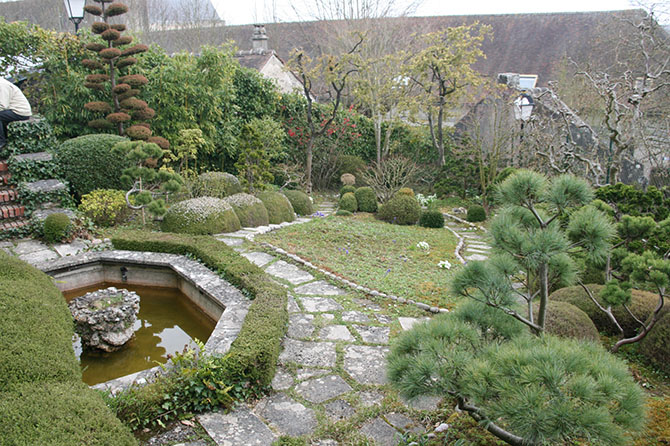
left=257, top=214, right=460, bottom=308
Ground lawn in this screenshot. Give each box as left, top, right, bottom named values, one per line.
left=256, top=213, right=461, bottom=308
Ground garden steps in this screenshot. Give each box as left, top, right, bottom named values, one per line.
left=10, top=151, right=53, bottom=162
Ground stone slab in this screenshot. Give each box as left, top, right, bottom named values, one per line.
left=359, top=391, right=385, bottom=407
left=352, top=325, right=390, bottom=344
left=385, top=413, right=424, bottom=434
left=18, top=249, right=59, bottom=264
left=215, top=237, right=244, bottom=246
left=464, top=254, right=488, bottom=261
left=320, top=325, right=354, bottom=342
left=271, top=368, right=294, bottom=391
left=255, top=393, right=317, bottom=437
left=375, top=314, right=393, bottom=324
left=288, top=313, right=315, bottom=339
left=465, top=248, right=491, bottom=254
left=294, top=280, right=346, bottom=296
left=198, top=408, right=276, bottom=446
left=398, top=317, right=428, bottom=331
left=342, top=311, right=370, bottom=323
left=295, top=374, right=353, bottom=404
left=241, top=251, right=275, bottom=267
left=53, top=240, right=87, bottom=257
left=265, top=260, right=314, bottom=285
left=343, top=345, right=389, bottom=385
left=299, top=296, right=343, bottom=312
left=324, top=399, right=356, bottom=421
left=296, top=367, right=330, bottom=380
left=12, top=239, right=48, bottom=255
left=279, top=339, right=337, bottom=368
left=360, top=417, right=401, bottom=445
left=287, top=296, right=301, bottom=313
left=402, top=395, right=441, bottom=411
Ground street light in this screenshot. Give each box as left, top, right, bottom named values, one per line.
left=513, top=93, right=534, bottom=122
left=64, top=0, right=87, bottom=34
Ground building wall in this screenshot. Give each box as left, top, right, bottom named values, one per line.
left=260, top=55, right=303, bottom=95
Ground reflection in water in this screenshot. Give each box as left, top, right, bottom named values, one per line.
left=64, top=283, right=215, bottom=386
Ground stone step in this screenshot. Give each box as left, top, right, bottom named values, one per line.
left=0, top=188, right=17, bottom=203
left=23, top=179, right=66, bottom=194
left=30, top=207, right=75, bottom=221
left=10, top=151, right=53, bottom=163
left=0, top=171, right=10, bottom=185
left=0, top=218, right=29, bottom=232
left=0, top=204, right=25, bottom=219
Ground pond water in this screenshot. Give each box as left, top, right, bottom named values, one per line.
left=63, top=282, right=216, bottom=386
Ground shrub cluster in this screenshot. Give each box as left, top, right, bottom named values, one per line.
left=419, top=209, right=444, bottom=228
left=354, top=186, right=377, bottom=213
left=340, top=185, right=356, bottom=197
left=339, top=192, right=358, bottom=212
left=395, top=187, right=414, bottom=197
left=337, top=154, right=366, bottom=182
left=42, top=213, right=71, bottom=243
left=378, top=194, right=420, bottom=225
left=282, top=190, right=313, bottom=216
left=0, top=251, right=136, bottom=445
left=534, top=300, right=600, bottom=341
left=466, top=205, right=487, bottom=222
left=638, top=311, right=670, bottom=374
left=79, top=189, right=129, bottom=227
left=224, top=193, right=269, bottom=227
left=161, top=197, right=241, bottom=235
left=56, top=134, right=130, bottom=199
left=257, top=191, right=295, bottom=224
left=191, top=171, right=243, bottom=199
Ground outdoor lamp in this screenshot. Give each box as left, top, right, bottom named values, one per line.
left=513, top=93, right=534, bottom=121
left=64, top=0, right=87, bottom=34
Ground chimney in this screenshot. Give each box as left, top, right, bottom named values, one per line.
left=252, top=24, right=269, bottom=53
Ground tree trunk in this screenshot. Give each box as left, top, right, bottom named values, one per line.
left=437, top=104, right=445, bottom=166
left=306, top=137, right=314, bottom=194
left=536, top=262, right=549, bottom=334
left=374, top=114, right=382, bottom=165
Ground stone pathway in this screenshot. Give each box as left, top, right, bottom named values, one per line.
left=443, top=218, right=492, bottom=263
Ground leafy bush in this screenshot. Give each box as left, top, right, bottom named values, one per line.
left=339, top=185, right=356, bottom=197
left=551, top=284, right=664, bottom=336
left=339, top=192, right=358, bottom=212
left=595, top=182, right=669, bottom=221
left=79, top=189, right=129, bottom=227
left=43, top=213, right=71, bottom=243
left=354, top=186, right=377, bottom=213
left=161, top=197, right=241, bottom=235
left=466, top=205, right=486, bottom=222
left=419, top=209, right=445, bottom=228
left=283, top=190, right=313, bottom=216
left=56, top=134, right=129, bottom=199
left=0, top=251, right=136, bottom=444
left=335, top=209, right=352, bottom=216
left=533, top=300, right=599, bottom=341
left=4, top=118, right=58, bottom=157
left=378, top=194, right=420, bottom=225
left=191, top=171, right=243, bottom=199
left=451, top=300, right=526, bottom=341
left=638, top=311, right=670, bottom=373
left=224, top=193, right=269, bottom=227
left=337, top=154, right=366, bottom=180
left=257, top=191, right=295, bottom=224
left=395, top=187, right=414, bottom=197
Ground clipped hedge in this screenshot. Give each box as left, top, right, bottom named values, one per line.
left=466, top=205, right=487, bottom=222
left=257, top=191, right=296, bottom=224
left=340, top=185, right=356, bottom=198
left=111, top=230, right=288, bottom=388
left=283, top=190, right=313, bottom=216
left=161, top=197, right=241, bottom=235
left=339, top=192, right=358, bottom=212
left=191, top=171, right=243, bottom=198
left=378, top=193, right=421, bottom=225
left=551, top=284, right=665, bottom=336
left=638, top=311, right=670, bottom=374
left=43, top=212, right=71, bottom=243
left=419, top=209, right=445, bottom=228
left=56, top=134, right=129, bottom=199
left=355, top=186, right=377, bottom=213
left=534, top=300, right=600, bottom=341
left=224, top=193, right=269, bottom=227
left=0, top=251, right=136, bottom=445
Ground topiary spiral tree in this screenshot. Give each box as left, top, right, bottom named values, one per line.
left=82, top=1, right=165, bottom=147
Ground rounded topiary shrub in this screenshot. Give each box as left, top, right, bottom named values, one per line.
left=335, top=209, right=353, bottom=216
left=56, top=134, right=129, bottom=199
left=257, top=191, right=296, bottom=224
left=355, top=187, right=377, bottom=213
left=340, top=185, right=356, bottom=198
left=551, top=284, right=664, bottom=336
left=161, top=197, right=241, bottom=235
left=339, top=192, right=358, bottom=212
left=223, top=193, right=269, bottom=228
left=466, top=205, right=487, bottom=222
left=534, top=300, right=600, bottom=341
left=43, top=213, right=71, bottom=243
left=419, top=209, right=445, bottom=228
left=395, top=187, right=414, bottom=197
left=638, top=311, right=670, bottom=373
left=78, top=189, right=128, bottom=227
left=283, top=190, right=313, bottom=216
left=378, top=194, right=421, bottom=225
left=191, top=171, right=243, bottom=199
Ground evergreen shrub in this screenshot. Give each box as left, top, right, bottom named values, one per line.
left=533, top=300, right=599, bottom=341
left=79, top=189, right=129, bottom=227
left=335, top=209, right=352, bottom=216
left=56, top=134, right=129, bottom=199
left=337, top=154, right=366, bottom=179
left=161, top=197, right=240, bottom=235
left=419, top=209, right=444, bottom=228
left=43, top=213, right=71, bottom=243
left=257, top=191, right=295, bottom=224
left=354, top=186, right=377, bottom=213
left=378, top=194, right=420, bottom=225
left=395, top=187, right=414, bottom=197
left=191, top=172, right=243, bottom=199
left=638, top=311, right=670, bottom=373
left=282, top=190, right=313, bottom=216
left=339, top=192, right=358, bottom=212
left=340, top=185, right=356, bottom=197
left=224, top=193, right=269, bottom=228
left=466, top=205, right=486, bottom=222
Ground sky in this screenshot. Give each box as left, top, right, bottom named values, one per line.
left=210, top=0, right=640, bottom=26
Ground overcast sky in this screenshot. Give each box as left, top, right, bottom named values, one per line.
left=210, top=0, right=640, bottom=25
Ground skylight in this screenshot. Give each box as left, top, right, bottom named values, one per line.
left=518, top=74, right=538, bottom=89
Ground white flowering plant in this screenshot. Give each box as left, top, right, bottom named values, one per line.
left=416, top=193, right=437, bottom=207
left=416, top=241, right=430, bottom=251
left=438, top=260, right=452, bottom=269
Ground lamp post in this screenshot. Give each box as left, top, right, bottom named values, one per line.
left=513, top=93, right=534, bottom=147
left=64, top=0, right=86, bottom=34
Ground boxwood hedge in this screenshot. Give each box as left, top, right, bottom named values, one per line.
left=0, top=251, right=136, bottom=445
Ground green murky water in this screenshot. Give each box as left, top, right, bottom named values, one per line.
left=63, top=283, right=216, bottom=386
